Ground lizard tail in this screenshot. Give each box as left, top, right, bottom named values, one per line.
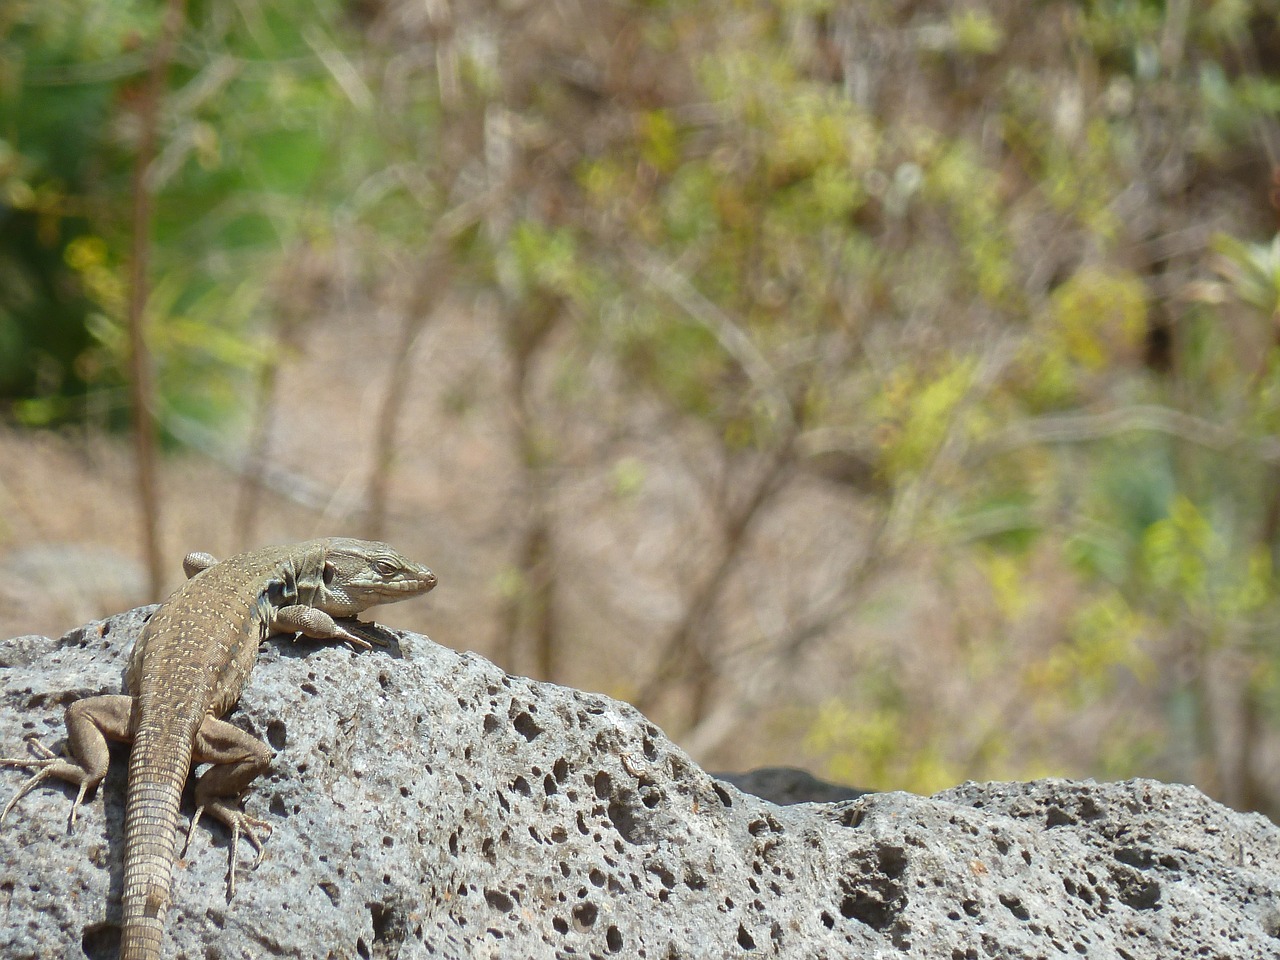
left=120, top=722, right=196, bottom=960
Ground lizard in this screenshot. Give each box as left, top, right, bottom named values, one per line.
left=0, top=537, right=436, bottom=960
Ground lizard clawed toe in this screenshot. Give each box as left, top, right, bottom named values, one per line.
left=337, top=628, right=374, bottom=651
left=336, top=619, right=391, bottom=651
left=0, top=765, right=58, bottom=825
left=0, top=734, right=58, bottom=768
left=0, top=738, right=93, bottom=829
left=226, top=812, right=272, bottom=900
left=180, top=807, right=206, bottom=858
left=189, top=801, right=273, bottom=900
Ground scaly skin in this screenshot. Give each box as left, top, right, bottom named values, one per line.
left=1, top=538, right=436, bottom=960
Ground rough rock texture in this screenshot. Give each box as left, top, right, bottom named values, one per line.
left=2, top=610, right=1279, bottom=960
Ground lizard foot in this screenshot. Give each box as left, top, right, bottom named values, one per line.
left=184, top=801, right=273, bottom=900
left=0, top=737, right=96, bottom=830
left=335, top=620, right=386, bottom=651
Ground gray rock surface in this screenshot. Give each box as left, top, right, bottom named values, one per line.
left=2, top=609, right=1279, bottom=959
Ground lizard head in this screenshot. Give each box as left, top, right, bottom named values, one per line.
left=318, top=538, right=437, bottom=615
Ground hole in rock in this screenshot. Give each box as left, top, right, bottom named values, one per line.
left=841, top=890, right=897, bottom=930
left=513, top=711, right=543, bottom=741
left=80, top=921, right=118, bottom=960
left=594, top=771, right=612, bottom=800
left=484, top=889, right=515, bottom=913
left=609, top=797, right=645, bottom=844
left=265, top=720, right=287, bottom=749
left=1045, top=807, right=1076, bottom=828
left=998, top=894, right=1030, bottom=921
left=371, top=901, right=407, bottom=945
left=572, top=902, right=598, bottom=930
left=878, top=846, right=908, bottom=878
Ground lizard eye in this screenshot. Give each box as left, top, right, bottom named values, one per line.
left=374, top=560, right=397, bottom=577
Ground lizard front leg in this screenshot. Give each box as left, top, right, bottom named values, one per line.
left=0, top=694, right=134, bottom=828
left=274, top=605, right=377, bottom=650
left=184, top=716, right=274, bottom=899
left=183, top=555, right=379, bottom=650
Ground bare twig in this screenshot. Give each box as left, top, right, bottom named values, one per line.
left=366, top=258, right=451, bottom=539
left=633, top=429, right=798, bottom=724
left=231, top=345, right=280, bottom=549
left=680, top=505, right=892, bottom=758
left=365, top=188, right=503, bottom=538
left=979, top=404, right=1280, bottom=462
left=160, top=409, right=366, bottom=517
left=626, top=245, right=795, bottom=430
left=126, top=0, right=187, bottom=599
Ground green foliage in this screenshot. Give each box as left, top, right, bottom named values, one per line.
left=639, top=109, right=681, bottom=175
left=1140, top=496, right=1218, bottom=600
left=502, top=221, right=591, bottom=302
left=920, top=139, right=1017, bottom=306
left=13, top=0, right=1280, bottom=804
left=873, top=356, right=979, bottom=480
left=532, top=0, right=1280, bottom=795
left=0, top=0, right=133, bottom=418
left=805, top=692, right=961, bottom=794
left=0, top=0, right=389, bottom=429
left=1047, top=268, right=1148, bottom=370
left=615, top=307, right=726, bottom=421
left=949, top=9, right=1005, bottom=57
left=1030, top=590, right=1151, bottom=706
left=610, top=457, right=646, bottom=499
left=1213, top=233, right=1280, bottom=319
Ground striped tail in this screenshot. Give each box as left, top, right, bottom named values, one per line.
left=120, top=718, right=196, bottom=960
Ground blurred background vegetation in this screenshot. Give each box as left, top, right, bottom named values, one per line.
left=5, top=0, right=1280, bottom=817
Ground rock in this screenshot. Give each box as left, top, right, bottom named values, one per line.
left=2, top=609, right=1278, bottom=959
left=714, top=766, right=870, bottom=805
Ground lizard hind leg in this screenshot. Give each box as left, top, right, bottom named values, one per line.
left=182, top=551, right=219, bottom=579
left=0, top=694, right=134, bottom=830
left=188, top=716, right=274, bottom=899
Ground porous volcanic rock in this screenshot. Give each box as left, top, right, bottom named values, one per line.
left=1, top=609, right=1278, bottom=959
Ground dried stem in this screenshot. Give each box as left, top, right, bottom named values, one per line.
left=126, top=0, right=187, bottom=598
left=633, top=430, right=798, bottom=726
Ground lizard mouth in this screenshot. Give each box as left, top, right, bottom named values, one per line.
left=377, top=569, right=437, bottom=597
